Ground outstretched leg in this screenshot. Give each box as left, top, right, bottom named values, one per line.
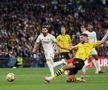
left=46, top=59, right=54, bottom=77
left=43, top=63, right=75, bottom=82
left=66, top=72, right=86, bottom=82
left=92, top=55, right=104, bottom=74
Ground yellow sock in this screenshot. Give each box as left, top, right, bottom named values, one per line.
left=71, top=77, right=80, bottom=82
left=71, top=77, right=76, bottom=82
left=53, top=68, right=64, bottom=78
left=76, top=77, right=80, bottom=81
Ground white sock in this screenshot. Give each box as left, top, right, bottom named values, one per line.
left=46, top=60, right=54, bottom=77
left=95, top=60, right=101, bottom=71
left=92, top=59, right=98, bottom=73
left=82, top=60, right=88, bottom=72
left=53, top=59, right=65, bottom=67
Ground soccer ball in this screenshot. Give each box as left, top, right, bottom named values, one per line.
left=6, top=73, right=15, bottom=82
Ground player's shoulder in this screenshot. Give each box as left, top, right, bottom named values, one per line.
left=57, top=34, right=62, bottom=37
left=83, top=31, right=90, bottom=35
left=48, top=33, right=53, bottom=36
left=48, top=33, right=55, bottom=38
left=91, top=31, right=96, bottom=34
left=37, top=33, right=42, bottom=37
left=36, top=34, right=43, bottom=42
left=65, top=34, right=71, bottom=37
left=76, top=43, right=82, bottom=46
left=57, top=34, right=62, bottom=38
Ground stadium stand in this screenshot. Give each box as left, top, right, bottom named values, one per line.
left=0, top=0, right=108, bottom=67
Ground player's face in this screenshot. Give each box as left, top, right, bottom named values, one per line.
left=61, top=27, right=66, bottom=35
left=42, top=27, right=48, bottom=35
left=80, top=26, right=86, bottom=32
left=80, top=35, right=88, bottom=43
left=88, top=24, right=93, bottom=32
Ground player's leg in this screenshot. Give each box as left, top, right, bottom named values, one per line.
left=53, top=59, right=67, bottom=67
left=53, top=63, right=75, bottom=77
left=90, top=49, right=99, bottom=73
left=46, top=51, right=68, bottom=77
left=43, top=58, right=85, bottom=82
left=46, top=59, right=54, bottom=77
left=61, top=52, right=70, bottom=75
left=46, top=52, right=57, bottom=77
left=66, top=71, right=86, bottom=82
left=43, top=63, right=75, bottom=82
left=89, top=55, right=98, bottom=73
left=51, top=53, right=67, bottom=68
left=82, top=60, right=89, bottom=74
left=93, top=55, right=104, bottom=74
left=46, top=58, right=66, bottom=77
left=66, top=73, right=76, bottom=82
left=53, top=58, right=84, bottom=78
left=67, top=61, right=86, bottom=82
left=91, top=49, right=104, bottom=74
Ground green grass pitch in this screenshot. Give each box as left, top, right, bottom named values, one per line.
left=0, top=67, right=108, bottom=90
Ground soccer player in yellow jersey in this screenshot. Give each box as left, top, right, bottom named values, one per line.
left=81, top=24, right=104, bottom=74
left=57, top=25, right=72, bottom=62
left=57, top=25, right=72, bottom=75
left=43, top=30, right=108, bottom=83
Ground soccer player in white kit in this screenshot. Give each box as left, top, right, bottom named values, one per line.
left=81, top=25, right=104, bottom=74
left=32, top=25, right=66, bottom=77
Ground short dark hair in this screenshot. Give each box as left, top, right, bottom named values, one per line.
left=61, top=25, right=66, bottom=28
left=80, top=24, right=88, bottom=28
left=80, top=33, right=88, bottom=37
left=42, top=25, right=49, bottom=29
left=60, top=25, right=68, bottom=34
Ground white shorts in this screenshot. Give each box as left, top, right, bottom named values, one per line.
left=44, top=52, right=54, bottom=60
left=90, top=48, right=98, bottom=56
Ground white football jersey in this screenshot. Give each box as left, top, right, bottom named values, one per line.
left=83, top=31, right=97, bottom=42
left=89, top=31, right=97, bottom=42
left=36, top=33, right=56, bottom=59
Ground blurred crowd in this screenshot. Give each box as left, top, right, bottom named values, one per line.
left=0, top=0, right=108, bottom=63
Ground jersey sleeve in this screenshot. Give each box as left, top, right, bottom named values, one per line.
left=51, top=35, right=57, bottom=43
left=68, top=35, right=72, bottom=43
left=91, top=42, right=98, bottom=48
left=56, top=35, right=60, bottom=41
left=73, top=44, right=79, bottom=50
left=36, top=35, right=41, bottom=43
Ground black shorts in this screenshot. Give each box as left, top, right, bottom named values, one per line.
left=60, top=52, right=70, bottom=59
left=68, top=58, right=85, bottom=75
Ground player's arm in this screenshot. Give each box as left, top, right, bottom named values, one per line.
left=32, top=35, right=41, bottom=53
left=60, top=45, right=74, bottom=50
left=52, top=38, right=75, bottom=50
left=68, top=35, right=73, bottom=46
left=97, top=30, right=108, bottom=46
left=56, top=41, right=74, bottom=50
left=32, top=42, right=39, bottom=53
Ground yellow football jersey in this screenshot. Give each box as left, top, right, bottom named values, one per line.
left=73, top=42, right=98, bottom=60
left=57, top=34, right=72, bottom=53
